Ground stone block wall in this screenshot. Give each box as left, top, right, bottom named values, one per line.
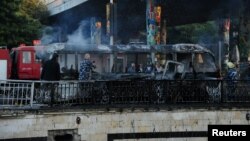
left=0, top=109, right=249, bottom=141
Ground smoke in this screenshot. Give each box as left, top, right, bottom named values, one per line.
left=40, top=26, right=62, bottom=45
left=39, top=19, right=94, bottom=53
left=66, top=20, right=90, bottom=46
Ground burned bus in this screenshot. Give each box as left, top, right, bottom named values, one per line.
left=55, top=43, right=153, bottom=80
left=37, top=43, right=220, bottom=104
left=54, top=43, right=219, bottom=80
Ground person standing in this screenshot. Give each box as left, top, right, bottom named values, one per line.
left=127, top=62, right=136, bottom=73
left=145, top=62, right=154, bottom=74
left=155, top=62, right=163, bottom=74
left=79, top=53, right=94, bottom=80
left=41, top=53, right=60, bottom=81
left=226, top=61, right=237, bottom=95
left=137, top=64, right=144, bottom=73
left=41, top=53, right=60, bottom=107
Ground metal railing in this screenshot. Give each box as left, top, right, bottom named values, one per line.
left=0, top=80, right=34, bottom=108
left=1, top=79, right=250, bottom=109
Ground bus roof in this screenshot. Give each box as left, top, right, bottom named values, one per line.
left=55, top=43, right=214, bottom=56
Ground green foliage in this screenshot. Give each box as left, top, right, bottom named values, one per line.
left=19, top=0, right=49, bottom=24
left=0, top=0, right=49, bottom=47
left=167, top=21, right=219, bottom=44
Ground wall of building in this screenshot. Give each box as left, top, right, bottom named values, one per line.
left=0, top=109, right=249, bottom=141
left=44, top=0, right=88, bottom=16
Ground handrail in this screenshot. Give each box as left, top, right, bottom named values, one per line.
left=1, top=79, right=250, bottom=109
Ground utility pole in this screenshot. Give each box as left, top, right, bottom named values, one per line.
left=110, top=0, right=114, bottom=46
left=146, top=0, right=162, bottom=64
left=219, top=18, right=231, bottom=75
left=108, top=0, right=117, bottom=72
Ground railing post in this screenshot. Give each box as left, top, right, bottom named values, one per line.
left=221, top=80, right=224, bottom=103
left=51, top=83, right=55, bottom=107
left=30, top=82, right=35, bottom=108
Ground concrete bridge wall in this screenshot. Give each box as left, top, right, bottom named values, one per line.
left=0, top=109, right=249, bottom=141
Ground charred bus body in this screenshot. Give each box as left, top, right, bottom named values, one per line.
left=55, top=43, right=219, bottom=80
left=40, top=43, right=220, bottom=104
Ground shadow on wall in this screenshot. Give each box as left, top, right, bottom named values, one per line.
left=54, top=134, right=73, bottom=141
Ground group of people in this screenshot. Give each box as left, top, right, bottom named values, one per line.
left=40, top=53, right=167, bottom=81
left=127, top=62, right=164, bottom=74
left=40, top=53, right=93, bottom=106
left=41, top=53, right=94, bottom=81
left=40, top=52, right=241, bottom=82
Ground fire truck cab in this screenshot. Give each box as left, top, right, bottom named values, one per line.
left=10, top=46, right=42, bottom=80
left=0, top=46, right=42, bottom=80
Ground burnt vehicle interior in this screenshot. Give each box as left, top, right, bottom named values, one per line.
left=174, top=52, right=218, bottom=80
left=153, top=44, right=219, bottom=80
left=159, top=60, right=185, bottom=80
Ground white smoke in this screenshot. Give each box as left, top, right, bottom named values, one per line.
left=66, top=20, right=90, bottom=46
left=40, top=26, right=62, bottom=45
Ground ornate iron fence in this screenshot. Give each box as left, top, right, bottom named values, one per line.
left=1, top=79, right=250, bottom=109
left=0, top=80, right=34, bottom=107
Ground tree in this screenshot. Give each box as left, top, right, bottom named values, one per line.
left=167, top=21, right=219, bottom=44
left=0, top=0, right=49, bottom=48
left=19, top=0, right=49, bottom=24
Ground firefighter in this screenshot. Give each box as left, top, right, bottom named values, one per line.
left=225, top=61, right=238, bottom=96
left=226, top=61, right=237, bottom=80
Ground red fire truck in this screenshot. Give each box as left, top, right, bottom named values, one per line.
left=0, top=47, right=12, bottom=80
left=0, top=45, right=42, bottom=80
